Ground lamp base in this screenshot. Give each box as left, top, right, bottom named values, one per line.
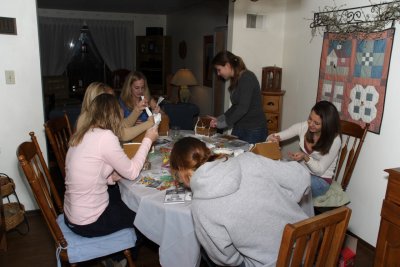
left=179, top=87, right=191, bottom=103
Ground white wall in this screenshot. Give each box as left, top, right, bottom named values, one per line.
left=167, top=1, right=228, bottom=115
left=230, top=0, right=400, bottom=246
left=282, top=0, right=400, bottom=246
left=0, top=0, right=46, bottom=210
left=228, top=0, right=287, bottom=109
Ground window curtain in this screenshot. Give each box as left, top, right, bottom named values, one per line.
left=38, top=17, right=82, bottom=76
left=86, top=19, right=135, bottom=71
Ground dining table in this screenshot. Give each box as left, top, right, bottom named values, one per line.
left=118, top=132, right=314, bottom=267
left=119, top=132, right=251, bottom=267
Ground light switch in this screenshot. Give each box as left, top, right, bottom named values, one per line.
left=5, top=70, right=15, bottom=84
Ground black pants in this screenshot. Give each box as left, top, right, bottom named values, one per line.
left=65, top=184, right=136, bottom=238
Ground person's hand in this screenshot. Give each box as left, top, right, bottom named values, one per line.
left=144, top=126, right=159, bottom=142
left=288, top=151, right=307, bottom=161
left=267, top=134, right=281, bottom=143
left=207, top=116, right=217, bottom=128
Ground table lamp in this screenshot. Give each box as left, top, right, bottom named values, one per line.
left=171, top=69, right=197, bottom=103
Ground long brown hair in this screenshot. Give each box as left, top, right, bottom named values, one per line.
left=211, top=50, right=247, bottom=91
left=69, top=94, right=123, bottom=146
left=305, top=101, right=341, bottom=154
left=120, top=71, right=151, bottom=110
left=170, top=137, right=226, bottom=182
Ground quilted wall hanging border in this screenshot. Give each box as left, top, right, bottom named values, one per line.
left=316, top=28, right=395, bottom=134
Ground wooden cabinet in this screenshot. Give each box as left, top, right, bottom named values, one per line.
left=136, top=36, right=171, bottom=96
left=262, top=91, right=285, bottom=134
left=374, top=168, right=400, bottom=267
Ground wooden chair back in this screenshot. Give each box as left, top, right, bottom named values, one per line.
left=111, top=69, right=130, bottom=91
left=276, top=206, right=352, bottom=267
left=335, top=120, right=369, bottom=191
left=159, top=113, right=170, bottom=136
left=44, top=113, right=72, bottom=179
left=17, top=132, right=64, bottom=215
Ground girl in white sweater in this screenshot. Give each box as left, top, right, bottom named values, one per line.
left=267, top=100, right=341, bottom=197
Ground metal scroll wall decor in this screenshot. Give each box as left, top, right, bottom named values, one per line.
left=309, top=1, right=400, bottom=38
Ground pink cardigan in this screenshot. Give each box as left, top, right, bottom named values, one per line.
left=64, top=128, right=152, bottom=225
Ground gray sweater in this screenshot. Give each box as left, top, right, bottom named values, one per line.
left=190, top=153, right=310, bottom=267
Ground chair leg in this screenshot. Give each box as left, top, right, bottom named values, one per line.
left=123, top=249, right=136, bottom=267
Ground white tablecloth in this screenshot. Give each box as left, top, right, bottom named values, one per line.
left=119, top=148, right=201, bottom=267
left=119, top=135, right=313, bottom=267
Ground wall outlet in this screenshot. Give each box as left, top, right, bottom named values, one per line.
left=5, top=70, right=15, bottom=84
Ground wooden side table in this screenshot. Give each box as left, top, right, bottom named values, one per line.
left=374, top=168, right=400, bottom=267
left=262, top=91, right=285, bottom=135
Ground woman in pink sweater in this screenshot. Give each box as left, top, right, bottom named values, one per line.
left=64, top=93, right=158, bottom=237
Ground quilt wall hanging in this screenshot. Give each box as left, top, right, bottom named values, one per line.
left=316, top=28, right=395, bottom=134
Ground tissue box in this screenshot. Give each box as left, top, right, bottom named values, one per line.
left=339, top=234, right=357, bottom=267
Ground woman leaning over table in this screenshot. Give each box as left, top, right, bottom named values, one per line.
left=64, top=93, right=158, bottom=237
left=169, top=137, right=310, bottom=267
left=208, top=51, right=267, bottom=144
left=119, top=71, right=160, bottom=125
left=267, top=100, right=341, bottom=197
left=76, top=81, right=155, bottom=141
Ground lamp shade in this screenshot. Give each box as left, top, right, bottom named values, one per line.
left=171, top=69, right=197, bottom=86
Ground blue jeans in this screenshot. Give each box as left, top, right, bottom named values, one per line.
left=311, top=175, right=330, bottom=197
left=231, top=127, right=267, bottom=144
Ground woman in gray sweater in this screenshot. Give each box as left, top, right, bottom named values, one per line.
left=170, top=137, right=310, bottom=267
left=208, top=51, right=267, bottom=144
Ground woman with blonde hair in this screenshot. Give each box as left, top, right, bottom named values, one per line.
left=65, top=93, right=158, bottom=238
left=76, top=82, right=154, bottom=141
left=119, top=71, right=160, bottom=125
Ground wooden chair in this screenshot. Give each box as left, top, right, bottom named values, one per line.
left=44, top=113, right=72, bottom=179
left=314, top=120, right=369, bottom=211
left=17, top=132, right=137, bottom=267
left=276, top=206, right=352, bottom=267
left=334, top=120, right=369, bottom=191
left=111, top=69, right=130, bottom=95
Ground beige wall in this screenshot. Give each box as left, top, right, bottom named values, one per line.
left=228, top=0, right=287, bottom=109
left=167, top=1, right=228, bottom=115
left=230, top=0, right=400, bottom=246
left=0, top=0, right=46, bottom=210
left=281, top=0, right=400, bottom=246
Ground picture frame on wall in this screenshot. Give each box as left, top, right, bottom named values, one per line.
left=203, top=35, right=214, bottom=87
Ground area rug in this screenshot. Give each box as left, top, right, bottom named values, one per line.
left=316, top=28, right=395, bottom=134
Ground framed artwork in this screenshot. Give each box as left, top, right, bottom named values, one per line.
left=203, top=35, right=214, bottom=87
left=317, top=28, right=395, bottom=134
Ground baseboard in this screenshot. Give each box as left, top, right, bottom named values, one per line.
left=347, top=230, right=376, bottom=253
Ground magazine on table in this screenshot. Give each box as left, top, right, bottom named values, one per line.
left=164, top=186, right=192, bottom=204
